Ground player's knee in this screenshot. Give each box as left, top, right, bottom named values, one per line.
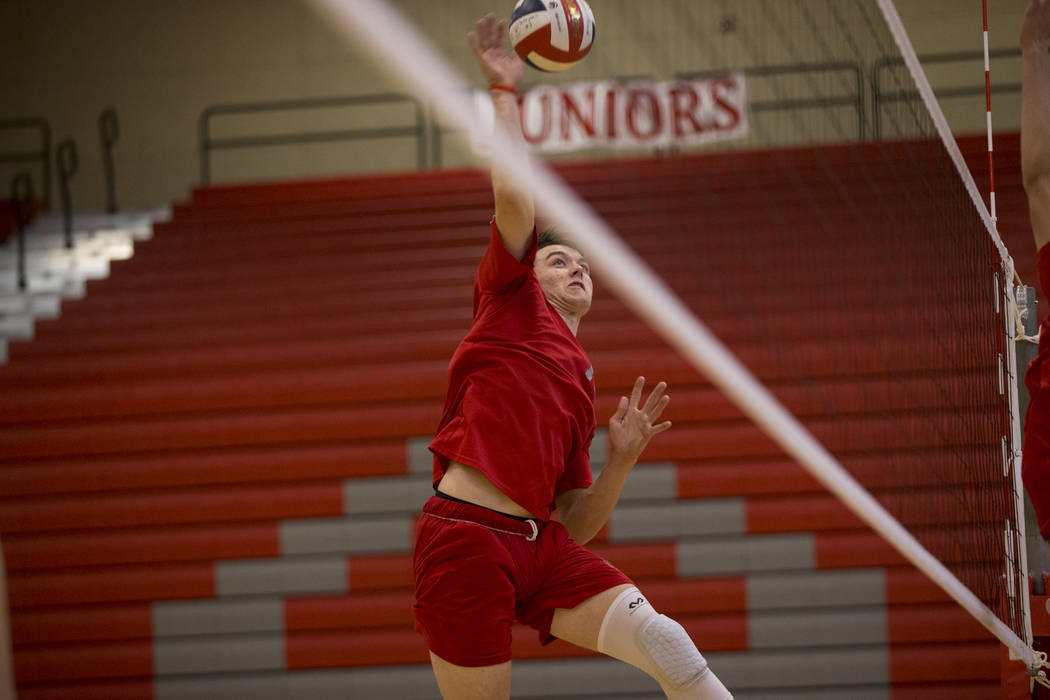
left=597, top=587, right=731, bottom=699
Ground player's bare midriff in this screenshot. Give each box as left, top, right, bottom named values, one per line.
left=437, top=460, right=538, bottom=519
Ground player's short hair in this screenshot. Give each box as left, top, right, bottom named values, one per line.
left=538, top=227, right=573, bottom=250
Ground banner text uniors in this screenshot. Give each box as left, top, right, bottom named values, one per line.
left=516, top=76, right=749, bottom=152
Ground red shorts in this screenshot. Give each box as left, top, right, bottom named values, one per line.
left=412, top=495, right=632, bottom=667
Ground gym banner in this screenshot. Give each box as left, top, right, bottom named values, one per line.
left=474, top=75, right=749, bottom=153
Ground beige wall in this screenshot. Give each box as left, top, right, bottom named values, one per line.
left=0, top=0, right=1030, bottom=211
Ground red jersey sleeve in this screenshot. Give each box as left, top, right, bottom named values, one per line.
left=474, top=219, right=539, bottom=314
left=554, top=428, right=595, bottom=498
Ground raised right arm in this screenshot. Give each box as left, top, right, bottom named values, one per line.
left=1022, top=0, right=1050, bottom=252
left=469, top=14, right=534, bottom=261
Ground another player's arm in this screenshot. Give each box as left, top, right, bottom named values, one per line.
left=557, top=378, right=671, bottom=544
left=1022, top=0, right=1050, bottom=252
left=469, top=14, right=533, bottom=261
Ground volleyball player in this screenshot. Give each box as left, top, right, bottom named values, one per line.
left=411, top=13, right=733, bottom=700
left=1021, top=0, right=1050, bottom=568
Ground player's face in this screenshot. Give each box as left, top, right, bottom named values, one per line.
left=534, top=244, right=592, bottom=316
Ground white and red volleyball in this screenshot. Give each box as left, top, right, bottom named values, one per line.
left=509, top=0, right=596, bottom=72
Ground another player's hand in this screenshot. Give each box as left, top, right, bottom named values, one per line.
left=1022, top=0, right=1050, bottom=52
left=608, top=377, right=672, bottom=463
left=468, top=13, right=523, bottom=89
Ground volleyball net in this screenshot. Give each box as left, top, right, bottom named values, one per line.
left=311, top=0, right=1046, bottom=679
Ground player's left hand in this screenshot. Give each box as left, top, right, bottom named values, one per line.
left=608, top=376, right=671, bottom=463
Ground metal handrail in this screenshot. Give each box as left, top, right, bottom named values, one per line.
left=0, top=118, right=51, bottom=210
left=57, top=139, right=78, bottom=250
left=99, top=108, right=119, bottom=213
left=9, top=172, right=34, bottom=291
left=678, top=61, right=866, bottom=141
left=198, top=94, right=427, bottom=184
left=872, top=48, right=1022, bottom=139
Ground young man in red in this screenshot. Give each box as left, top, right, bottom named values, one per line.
left=412, top=13, right=733, bottom=700
left=1022, top=0, right=1050, bottom=570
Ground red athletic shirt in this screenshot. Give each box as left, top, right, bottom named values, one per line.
left=428, top=221, right=596, bottom=520
left=1023, top=243, right=1050, bottom=539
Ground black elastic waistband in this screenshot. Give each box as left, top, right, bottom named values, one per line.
left=434, top=489, right=534, bottom=522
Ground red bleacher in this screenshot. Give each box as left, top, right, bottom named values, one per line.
left=0, top=133, right=1038, bottom=699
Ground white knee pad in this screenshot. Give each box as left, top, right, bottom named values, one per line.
left=597, top=587, right=732, bottom=700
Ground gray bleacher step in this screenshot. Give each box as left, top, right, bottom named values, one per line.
left=0, top=209, right=162, bottom=290
left=344, top=461, right=677, bottom=516
left=0, top=269, right=66, bottom=296
left=748, top=568, right=885, bottom=610
left=0, top=241, right=125, bottom=270
left=735, top=689, right=889, bottom=700
left=0, top=210, right=163, bottom=356
left=216, top=555, right=347, bottom=597
left=344, top=475, right=435, bottom=515
left=0, top=232, right=126, bottom=259
left=275, top=498, right=763, bottom=562
left=153, top=597, right=283, bottom=637
left=147, top=606, right=889, bottom=678
left=609, top=498, right=745, bottom=540
left=750, top=606, right=887, bottom=648
left=0, top=340, right=6, bottom=364
left=26, top=209, right=164, bottom=239
left=0, top=292, right=60, bottom=317
left=207, top=531, right=817, bottom=598
left=154, top=648, right=892, bottom=699
left=518, top=688, right=890, bottom=700
left=155, top=665, right=441, bottom=700
left=678, top=533, right=816, bottom=577
left=155, top=634, right=284, bottom=676
left=280, top=515, right=412, bottom=556
left=0, top=313, right=32, bottom=340
left=152, top=572, right=888, bottom=640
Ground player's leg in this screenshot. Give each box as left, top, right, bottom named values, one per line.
left=429, top=653, right=511, bottom=700
left=550, top=585, right=732, bottom=699
left=414, top=498, right=523, bottom=700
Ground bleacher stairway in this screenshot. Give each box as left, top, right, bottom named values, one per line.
left=0, top=133, right=1042, bottom=700
left=0, top=210, right=166, bottom=364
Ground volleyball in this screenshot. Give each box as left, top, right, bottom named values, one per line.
left=509, top=0, right=596, bottom=72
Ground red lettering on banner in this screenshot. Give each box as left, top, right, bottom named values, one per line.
left=561, top=88, right=598, bottom=140
left=712, top=78, right=742, bottom=130
left=669, top=85, right=703, bottom=137
left=511, top=75, right=746, bottom=151
left=626, top=89, right=662, bottom=140
left=521, top=92, right=552, bottom=145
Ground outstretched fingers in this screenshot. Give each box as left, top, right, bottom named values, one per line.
left=608, top=378, right=673, bottom=461
left=473, top=13, right=501, bottom=53
left=641, top=380, right=668, bottom=416
left=620, top=377, right=673, bottom=433
left=650, top=417, right=672, bottom=435
left=629, top=376, right=645, bottom=410
left=468, top=15, right=491, bottom=57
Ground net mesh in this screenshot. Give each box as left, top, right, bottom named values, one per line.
left=390, top=0, right=1028, bottom=645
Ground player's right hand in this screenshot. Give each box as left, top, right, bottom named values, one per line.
left=468, top=14, right=523, bottom=89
